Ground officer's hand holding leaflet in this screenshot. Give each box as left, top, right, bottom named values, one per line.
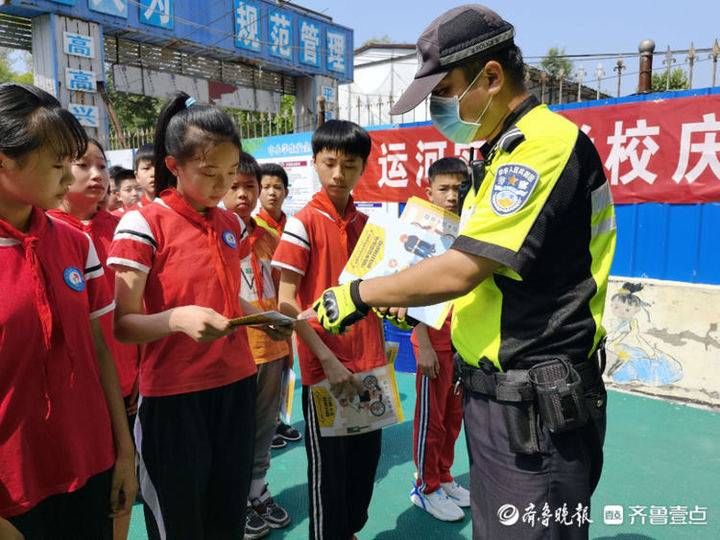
left=313, top=279, right=369, bottom=335
left=373, top=307, right=418, bottom=331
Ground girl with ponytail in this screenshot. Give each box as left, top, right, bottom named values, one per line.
left=109, top=92, right=290, bottom=538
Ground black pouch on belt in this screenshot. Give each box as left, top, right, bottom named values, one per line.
left=529, top=359, right=589, bottom=433
left=495, top=370, right=540, bottom=455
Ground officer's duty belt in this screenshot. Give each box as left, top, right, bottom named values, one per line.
left=457, top=346, right=605, bottom=400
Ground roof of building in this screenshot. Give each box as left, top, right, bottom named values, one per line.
left=354, top=42, right=416, bottom=55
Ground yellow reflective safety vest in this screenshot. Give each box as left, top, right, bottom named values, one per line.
left=451, top=96, right=616, bottom=371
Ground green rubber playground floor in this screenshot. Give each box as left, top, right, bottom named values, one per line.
left=128, top=372, right=720, bottom=539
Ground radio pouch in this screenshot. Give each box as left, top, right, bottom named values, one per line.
left=496, top=371, right=540, bottom=455
left=529, top=359, right=589, bottom=434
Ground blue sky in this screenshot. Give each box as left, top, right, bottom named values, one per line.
left=8, top=1, right=717, bottom=96
left=299, top=0, right=720, bottom=95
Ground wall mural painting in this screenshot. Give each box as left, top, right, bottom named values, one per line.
left=602, top=278, right=720, bottom=408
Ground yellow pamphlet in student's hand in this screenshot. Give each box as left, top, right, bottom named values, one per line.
left=228, top=311, right=296, bottom=328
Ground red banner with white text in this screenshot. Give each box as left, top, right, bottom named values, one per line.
left=354, top=93, right=720, bottom=204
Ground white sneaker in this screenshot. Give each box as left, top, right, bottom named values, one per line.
left=441, top=481, right=471, bottom=508
left=410, top=485, right=464, bottom=521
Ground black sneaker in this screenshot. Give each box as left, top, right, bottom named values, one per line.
left=244, top=505, right=270, bottom=539
left=271, top=433, right=287, bottom=449
left=251, top=488, right=291, bottom=529
left=276, top=422, right=302, bottom=442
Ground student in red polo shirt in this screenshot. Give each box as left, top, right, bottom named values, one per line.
left=49, top=140, right=140, bottom=408
left=110, top=167, right=141, bottom=216
left=409, top=158, right=470, bottom=522
left=256, top=162, right=288, bottom=238
left=133, top=143, right=155, bottom=207
left=221, top=152, right=291, bottom=539
left=105, top=175, right=124, bottom=213
left=254, top=162, right=301, bottom=449
left=48, top=139, right=141, bottom=540
left=273, top=120, right=385, bottom=540
left=0, top=83, right=136, bottom=539
left=109, top=92, right=291, bottom=540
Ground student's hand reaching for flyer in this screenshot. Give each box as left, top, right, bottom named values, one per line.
left=170, top=306, right=234, bottom=342
left=109, top=453, right=137, bottom=518
left=321, top=354, right=364, bottom=400
left=417, top=347, right=440, bottom=379
left=313, top=280, right=369, bottom=335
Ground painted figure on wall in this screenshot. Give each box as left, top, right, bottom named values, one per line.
left=606, top=282, right=684, bottom=386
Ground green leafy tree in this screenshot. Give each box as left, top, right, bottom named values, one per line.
left=361, top=35, right=393, bottom=48
left=104, top=76, right=162, bottom=132
left=0, top=57, right=15, bottom=82
left=540, top=47, right=573, bottom=79
left=651, top=67, right=690, bottom=92
left=0, top=48, right=33, bottom=84
left=12, top=72, right=33, bottom=84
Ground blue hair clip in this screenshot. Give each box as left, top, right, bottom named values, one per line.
left=185, top=96, right=196, bottom=108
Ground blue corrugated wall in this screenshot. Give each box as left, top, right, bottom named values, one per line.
left=613, top=203, right=720, bottom=284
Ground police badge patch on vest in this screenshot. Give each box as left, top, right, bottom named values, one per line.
left=490, top=164, right=539, bottom=216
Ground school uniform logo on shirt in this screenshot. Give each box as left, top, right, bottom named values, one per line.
left=490, top=163, right=539, bottom=216
left=221, top=231, right=237, bottom=249
left=63, top=266, right=86, bottom=292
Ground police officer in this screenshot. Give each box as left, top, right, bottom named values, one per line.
left=314, top=4, right=616, bottom=539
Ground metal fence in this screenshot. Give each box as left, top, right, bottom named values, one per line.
left=225, top=110, right=296, bottom=140
left=106, top=110, right=297, bottom=150
left=105, top=39, right=720, bottom=148
left=336, top=40, right=720, bottom=125
left=107, top=128, right=153, bottom=152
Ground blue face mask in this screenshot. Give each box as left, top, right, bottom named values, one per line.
left=430, top=70, right=493, bottom=144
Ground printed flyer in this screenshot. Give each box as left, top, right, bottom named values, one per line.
left=340, top=197, right=459, bottom=329
left=310, top=342, right=404, bottom=437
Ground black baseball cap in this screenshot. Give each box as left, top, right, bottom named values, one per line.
left=390, top=4, right=514, bottom=115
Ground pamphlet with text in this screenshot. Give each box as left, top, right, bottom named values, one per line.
left=340, top=197, right=459, bottom=329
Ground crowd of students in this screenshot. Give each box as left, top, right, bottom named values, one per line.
left=0, top=82, right=470, bottom=540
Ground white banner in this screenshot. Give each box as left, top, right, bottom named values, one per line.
left=255, top=156, right=319, bottom=217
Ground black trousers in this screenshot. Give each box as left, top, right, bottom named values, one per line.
left=302, top=386, right=382, bottom=540
left=136, top=377, right=257, bottom=540
left=464, top=382, right=607, bottom=540
left=8, top=468, right=113, bottom=540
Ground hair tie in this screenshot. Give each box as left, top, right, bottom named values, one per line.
left=185, top=96, right=196, bottom=108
